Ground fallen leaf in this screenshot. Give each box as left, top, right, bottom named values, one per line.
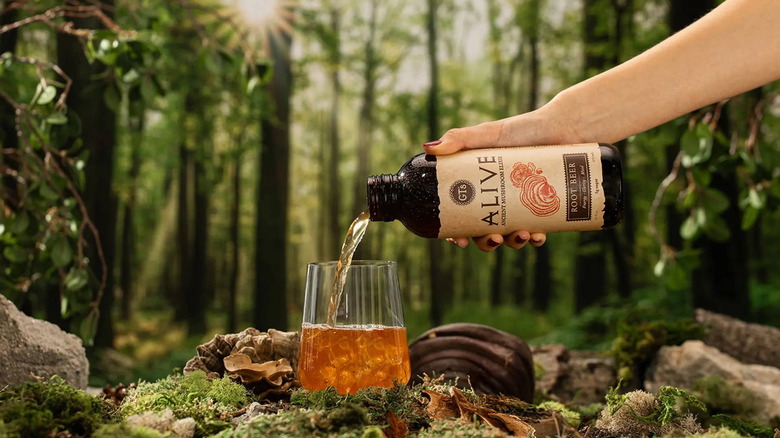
left=385, top=411, right=409, bottom=438
left=488, top=413, right=534, bottom=437
left=422, top=390, right=459, bottom=421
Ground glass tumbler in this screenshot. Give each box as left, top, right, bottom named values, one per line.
left=297, top=260, right=410, bottom=394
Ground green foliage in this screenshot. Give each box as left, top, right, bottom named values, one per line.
left=416, top=419, right=509, bottom=438
left=537, top=401, right=581, bottom=427
left=611, top=319, right=706, bottom=381
left=605, top=384, right=705, bottom=427
left=291, top=383, right=428, bottom=429
left=0, top=376, right=113, bottom=438
left=118, top=371, right=248, bottom=437
left=214, top=404, right=370, bottom=438
left=93, top=422, right=167, bottom=438
left=710, top=414, right=776, bottom=438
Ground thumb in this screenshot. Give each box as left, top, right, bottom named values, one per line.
left=422, top=120, right=505, bottom=155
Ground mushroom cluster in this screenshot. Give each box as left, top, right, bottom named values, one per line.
left=184, top=328, right=300, bottom=399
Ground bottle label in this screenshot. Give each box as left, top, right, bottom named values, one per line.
left=436, top=144, right=606, bottom=237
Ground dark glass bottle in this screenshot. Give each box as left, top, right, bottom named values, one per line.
left=367, top=143, right=623, bottom=238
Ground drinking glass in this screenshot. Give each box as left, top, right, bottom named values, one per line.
left=297, top=260, right=410, bottom=394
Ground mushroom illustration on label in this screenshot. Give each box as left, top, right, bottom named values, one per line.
left=510, top=162, right=561, bottom=217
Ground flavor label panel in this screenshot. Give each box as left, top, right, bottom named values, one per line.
left=435, top=143, right=606, bottom=238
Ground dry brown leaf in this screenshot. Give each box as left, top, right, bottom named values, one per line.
left=488, top=413, right=534, bottom=437
left=450, top=387, right=507, bottom=431
left=385, top=411, right=409, bottom=438
left=223, top=354, right=293, bottom=385
left=422, top=390, right=459, bottom=421
left=527, top=410, right=566, bottom=438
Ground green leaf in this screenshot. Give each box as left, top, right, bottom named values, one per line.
left=700, top=188, right=729, bottom=213
left=79, top=311, right=99, bottom=346
left=46, top=112, right=68, bottom=125
left=64, top=268, right=89, bottom=291
left=653, top=258, right=666, bottom=277
left=703, top=217, right=730, bottom=242
left=680, top=216, right=699, bottom=240
left=104, top=85, right=120, bottom=111
left=122, top=68, right=140, bottom=84
left=680, top=189, right=697, bottom=209
left=741, top=206, right=760, bottom=230
left=35, top=85, right=57, bottom=106
left=51, top=235, right=72, bottom=268
left=3, top=246, right=28, bottom=263
left=747, top=188, right=765, bottom=209
left=680, top=129, right=700, bottom=159
left=39, top=182, right=59, bottom=201
left=10, top=211, right=30, bottom=234
left=691, top=168, right=712, bottom=186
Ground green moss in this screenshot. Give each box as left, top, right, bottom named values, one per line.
left=92, top=423, right=167, bottom=438
left=711, top=414, right=775, bottom=438
left=118, top=371, right=249, bottom=437
left=666, top=427, right=746, bottom=438
left=692, top=376, right=761, bottom=418
left=215, top=404, right=370, bottom=438
left=290, top=383, right=428, bottom=429
left=538, top=400, right=581, bottom=427
left=415, top=419, right=508, bottom=438
left=611, top=320, right=706, bottom=381
left=0, top=376, right=113, bottom=438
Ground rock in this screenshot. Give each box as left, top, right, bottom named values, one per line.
left=532, top=344, right=616, bottom=404
left=127, top=409, right=196, bottom=438
left=0, top=294, right=89, bottom=389
left=645, top=340, right=780, bottom=426
left=695, top=308, right=780, bottom=369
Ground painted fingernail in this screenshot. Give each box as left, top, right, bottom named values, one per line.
left=423, top=139, right=442, bottom=147
left=487, top=238, right=500, bottom=247
left=515, top=235, right=527, bottom=244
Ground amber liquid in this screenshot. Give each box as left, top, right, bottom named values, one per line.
left=326, top=210, right=371, bottom=326
left=297, top=324, right=411, bottom=394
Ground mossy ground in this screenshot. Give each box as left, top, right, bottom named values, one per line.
left=1, top=372, right=775, bottom=437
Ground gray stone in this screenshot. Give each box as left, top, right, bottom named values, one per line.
left=645, top=340, right=780, bottom=426
left=695, top=308, right=780, bottom=369
left=532, top=344, right=617, bottom=404
left=0, top=294, right=89, bottom=389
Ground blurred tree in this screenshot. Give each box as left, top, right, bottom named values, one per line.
left=56, top=0, right=118, bottom=347
left=255, top=20, right=293, bottom=331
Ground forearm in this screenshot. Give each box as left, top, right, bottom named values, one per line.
left=548, top=0, right=780, bottom=143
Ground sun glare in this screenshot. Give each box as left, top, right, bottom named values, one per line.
left=229, top=0, right=295, bottom=55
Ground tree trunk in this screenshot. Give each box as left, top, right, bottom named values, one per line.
left=426, top=0, right=448, bottom=327
left=254, top=29, right=292, bottom=331
left=327, top=9, right=342, bottom=261
left=691, top=110, right=750, bottom=319
left=0, top=1, right=19, bottom=209
left=176, top=144, right=192, bottom=322
left=119, top=105, right=143, bottom=321
left=352, top=0, right=378, bottom=259
left=490, top=249, right=504, bottom=307
left=56, top=0, right=118, bottom=348
left=574, top=0, right=611, bottom=311
left=227, top=149, right=242, bottom=333
left=190, top=150, right=209, bottom=335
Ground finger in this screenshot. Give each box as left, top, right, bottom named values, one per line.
left=446, top=237, right=469, bottom=248
left=422, top=120, right=505, bottom=156
left=529, top=233, right=547, bottom=247
left=503, top=231, right=531, bottom=250
left=473, top=234, right=503, bottom=252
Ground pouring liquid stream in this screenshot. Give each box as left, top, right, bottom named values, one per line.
left=326, top=210, right=371, bottom=326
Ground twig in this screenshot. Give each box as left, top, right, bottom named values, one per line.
left=648, top=151, right=683, bottom=250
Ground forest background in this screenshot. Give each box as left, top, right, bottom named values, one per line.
left=1, top=0, right=779, bottom=385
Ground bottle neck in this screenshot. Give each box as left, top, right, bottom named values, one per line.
left=367, top=174, right=401, bottom=222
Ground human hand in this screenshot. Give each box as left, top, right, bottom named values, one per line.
left=422, top=103, right=586, bottom=252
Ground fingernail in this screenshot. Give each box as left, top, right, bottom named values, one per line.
left=487, top=238, right=500, bottom=247
left=515, top=235, right=527, bottom=244
left=446, top=238, right=458, bottom=246
left=423, top=139, right=442, bottom=147
left=530, top=238, right=541, bottom=245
